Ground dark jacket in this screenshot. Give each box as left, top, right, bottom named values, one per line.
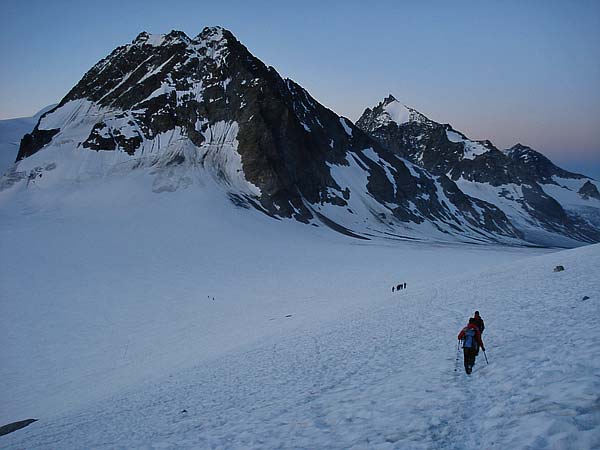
left=473, top=316, right=485, bottom=334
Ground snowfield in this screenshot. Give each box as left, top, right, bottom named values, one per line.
left=0, top=173, right=598, bottom=449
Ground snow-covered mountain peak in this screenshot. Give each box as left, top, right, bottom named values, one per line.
left=503, top=143, right=537, bottom=160
left=5, top=28, right=598, bottom=246
left=5, top=26, right=528, bottom=244
left=125, top=27, right=233, bottom=54
left=504, top=143, right=585, bottom=180
left=382, top=94, right=397, bottom=105
left=132, top=30, right=191, bottom=48
left=357, top=95, right=430, bottom=134
left=188, top=26, right=234, bottom=59
left=194, top=26, right=227, bottom=43
left=379, top=97, right=426, bottom=126
left=357, top=97, right=600, bottom=244
left=381, top=99, right=412, bottom=126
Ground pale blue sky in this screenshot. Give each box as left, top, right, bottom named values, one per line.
left=1, top=0, right=599, bottom=177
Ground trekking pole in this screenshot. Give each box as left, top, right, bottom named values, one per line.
left=483, top=349, right=489, bottom=364
left=454, top=340, right=461, bottom=371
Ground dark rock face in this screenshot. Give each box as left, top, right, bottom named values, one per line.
left=358, top=97, right=533, bottom=186
left=357, top=95, right=451, bottom=170
left=504, top=144, right=585, bottom=183
left=521, top=184, right=567, bottom=222
left=0, top=419, right=37, bottom=436
left=81, top=122, right=143, bottom=155
left=578, top=180, right=600, bottom=200
left=357, top=99, right=588, bottom=187
left=12, top=27, right=525, bottom=242
left=17, top=129, right=59, bottom=161
left=357, top=96, right=600, bottom=244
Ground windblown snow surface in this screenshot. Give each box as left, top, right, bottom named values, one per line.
left=1, top=172, right=599, bottom=449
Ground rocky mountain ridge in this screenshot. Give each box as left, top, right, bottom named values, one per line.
left=4, top=27, right=598, bottom=245
left=357, top=96, right=600, bottom=244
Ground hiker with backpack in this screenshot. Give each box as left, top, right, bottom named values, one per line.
left=458, top=318, right=485, bottom=374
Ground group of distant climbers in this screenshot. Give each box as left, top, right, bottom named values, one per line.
left=392, top=283, right=407, bottom=292
left=457, top=311, right=485, bottom=374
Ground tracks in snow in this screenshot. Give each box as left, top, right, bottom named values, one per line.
left=4, top=246, right=599, bottom=449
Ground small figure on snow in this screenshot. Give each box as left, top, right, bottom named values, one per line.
left=458, top=318, right=485, bottom=374
left=393, top=283, right=407, bottom=293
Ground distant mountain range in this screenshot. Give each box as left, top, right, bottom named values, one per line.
left=2, top=27, right=598, bottom=246
left=357, top=95, right=600, bottom=245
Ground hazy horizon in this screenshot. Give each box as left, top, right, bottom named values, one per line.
left=1, top=0, right=598, bottom=177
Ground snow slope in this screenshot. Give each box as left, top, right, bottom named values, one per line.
left=456, top=176, right=600, bottom=247
left=1, top=175, right=598, bottom=449
left=542, top=176, right=600, bottom=228
left=445, top=129, right=490, bottom=160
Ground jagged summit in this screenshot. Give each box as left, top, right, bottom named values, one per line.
left=357, top=96, right=600, bottom=244
left=509, top=143, right=531, bottom=151
left=504, top=143, right=585, bottom=181
left=194, top=25, right=229, bottom=42
left=5, top=29, right=598, bottom=245
left=132, top=27, right=229, bottom=47
left=6, top=29, right=527, bottom=244
left=503, top=143, right=547, bottom=164
left=357, top=95, right=429, bottom=132
left=579, top=180, right=600, bottom=199
left=132, top=30, right=188, bottom=47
